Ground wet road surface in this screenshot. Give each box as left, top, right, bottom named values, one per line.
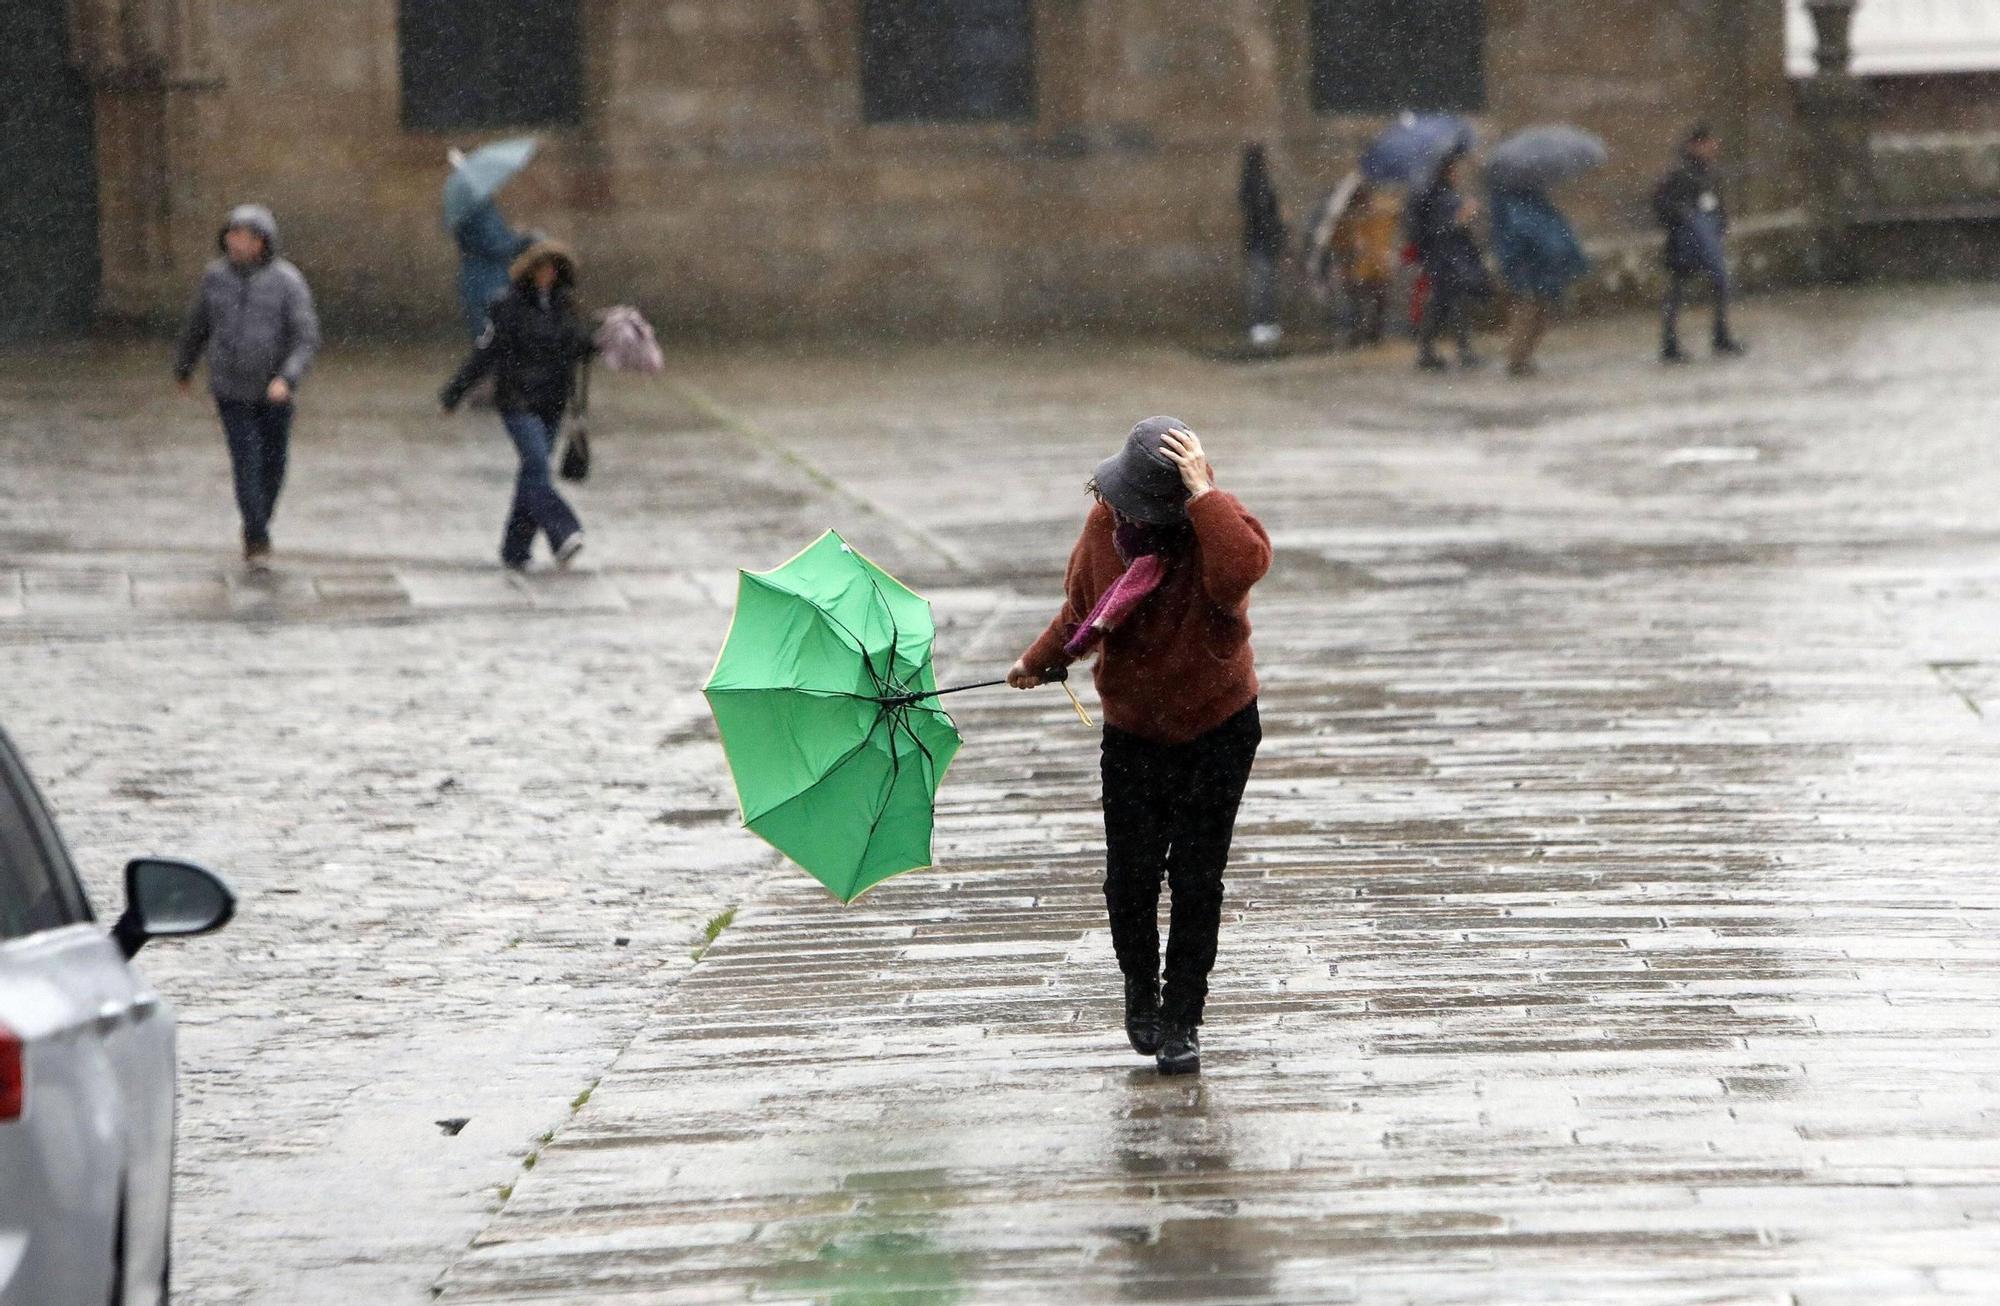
left=7, top=287, right=2000, bottom=1302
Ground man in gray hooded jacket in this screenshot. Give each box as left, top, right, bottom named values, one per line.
left=173, top=204, right=321, bottom=568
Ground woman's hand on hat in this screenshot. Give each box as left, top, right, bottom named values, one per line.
left=1160, top=429, right=1213, bottom=499
left=1006, top=659, right=1044, bottom=690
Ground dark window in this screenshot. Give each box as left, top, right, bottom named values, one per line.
left=861, top=0, right=1035, bottom=124
left=0, top=747, right=87, bottom=942
left=1309, top=0, right=1486, bottom=114
left=399, top=0, right=583, bottom=132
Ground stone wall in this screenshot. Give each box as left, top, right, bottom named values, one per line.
left=90, top=0, right=1800, bottom=337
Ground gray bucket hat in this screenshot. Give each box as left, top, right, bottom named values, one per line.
left=1093, top=416, right=1194, bottom=525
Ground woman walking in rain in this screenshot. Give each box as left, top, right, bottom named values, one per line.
left=440, top=241, right=595, bottom=571
left=1008, top=418, right=1271, bottom=1076
left=1489, top=182, right=1587, bottom=377
left=1239, top=144, right=1287, bottom=348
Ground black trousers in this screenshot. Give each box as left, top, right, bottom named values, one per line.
left=1663, top=264, right=1732, bottom=350
left=1418, top=280, right=1475, bottom=360
left=1101, top=702, right=1261, bottom=1027
left=216, top=398, right=293, bottom=549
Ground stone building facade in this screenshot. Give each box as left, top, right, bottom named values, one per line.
left=25, top=0, right=1808, bottom=338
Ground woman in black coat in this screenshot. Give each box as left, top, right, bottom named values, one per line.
left=441, top=241, right=597, bottom=570
left=1409, top=147, right=1491, bottom=371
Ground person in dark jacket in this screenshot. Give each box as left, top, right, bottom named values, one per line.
left=440, top=241, right=596, bottom=571
left=173, top=204, right=322, bottom=570
left=1239, top=144, right=1287, bottom=348
left=1654, top=125, right=1746, bottom=363
left=1409, top=147, right=1490, bottom=371
left=1009, top=418, right=1272, bottom=1077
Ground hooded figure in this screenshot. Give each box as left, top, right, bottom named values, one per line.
left=173, top=205, right=320, bottom=405
left=172, top=204, right=321, bottom=567
left=440, top=241, right=598, bottom=571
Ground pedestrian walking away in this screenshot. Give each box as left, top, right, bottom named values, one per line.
left=1239, top=144, right=1287, bottom=349
left=172, top=204, right=321, bottom=570
left=1008, top=417, right=1272, bottom=1076
left=1407, top=146, right=1491, bottom=371
left=440, top=240, right=596, bottom=572
left=1654, top=124, right=1746, bottom=363
left=1489, top=185, right=1588, bottom=377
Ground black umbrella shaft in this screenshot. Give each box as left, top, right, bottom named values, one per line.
left=876, top=678, right=1008, bottom=707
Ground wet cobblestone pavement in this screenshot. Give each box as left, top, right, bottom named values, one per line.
left=8, top=286, right=2000, bottom=1302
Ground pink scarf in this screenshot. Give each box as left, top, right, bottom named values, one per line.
left=1062, top=520, right=1176, bottom=659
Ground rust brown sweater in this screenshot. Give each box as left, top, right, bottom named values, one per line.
left=1020, top=491, right=1271, bottom=745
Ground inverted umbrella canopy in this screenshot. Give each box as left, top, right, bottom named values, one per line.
left=442, top=136, right=539, bottom=233
left=1360, top=113, right=1475, bottom=185
left=704, top=531, right=963, bottom=903
left=1484, top=125, right=1609, bottom=192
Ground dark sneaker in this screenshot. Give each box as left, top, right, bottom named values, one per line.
left=1713, top=337, right=1747, bottom=357
left=244, top=542, right=273, bottom=573
left=1416, top=352, right=1449, bottom=373
left=1156, top=1023, right=1200, bottom=1076
left=1124, top=976, right=1162, bottom=1057
left=1661, top=343, right=1690, bottom=365
left=501, top=555, right=530, bottom=574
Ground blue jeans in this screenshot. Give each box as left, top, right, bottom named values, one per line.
left=499, top=409, right=581, bottom=566
left=216, top=398, right=293, bottom=549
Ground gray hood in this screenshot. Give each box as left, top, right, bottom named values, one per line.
left=217, top=204, right=280, bottom=259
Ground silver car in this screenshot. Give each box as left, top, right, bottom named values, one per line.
left=0, top=728, right=234, bottom=1306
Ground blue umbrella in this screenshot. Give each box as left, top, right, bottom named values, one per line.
left=1485, top=125, right=1609, bottom=193
left=442, top=136, right=538, bottom=233
left=1360, top=114, right=1475, bottom=185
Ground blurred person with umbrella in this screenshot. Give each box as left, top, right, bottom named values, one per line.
left=1406, top=143, right=1491, bottom=371
left=1239, top=143, right=1287, bottom=348
left=444, top=137, right=540, bottom=342
left=1653, top=124, right=1746, bottom=363
left=1485, top=125, right=1603, bottom=377
left=1329, top=177, right=1401, bottom=348
left=1008, top=419, right=1271, bottom=1077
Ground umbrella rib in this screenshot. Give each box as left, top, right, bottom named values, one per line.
left=812, top=604, right=894, bottom=697
left=860, top=567, right=911, bottom=694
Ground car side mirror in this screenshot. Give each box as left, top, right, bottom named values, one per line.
left=112, top=859, right=236, bottom=959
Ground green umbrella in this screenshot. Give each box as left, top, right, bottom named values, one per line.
left=704, top=531, right=973, bottom=903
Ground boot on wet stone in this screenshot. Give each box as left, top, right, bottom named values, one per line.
left=1156, top=1023, right=1200, bottom=1076
left=1124, top=975, right=1163, bottom=1056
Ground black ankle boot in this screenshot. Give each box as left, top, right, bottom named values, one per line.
left=1124, top=976, right=1162, bottom=1056
left=1156, top=1022, right=1200, bottom=1076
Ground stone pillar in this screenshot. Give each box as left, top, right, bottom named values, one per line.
left=67, top=0, right=223, bottom=320
left=1793, top=0, right=1880, bottom=281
